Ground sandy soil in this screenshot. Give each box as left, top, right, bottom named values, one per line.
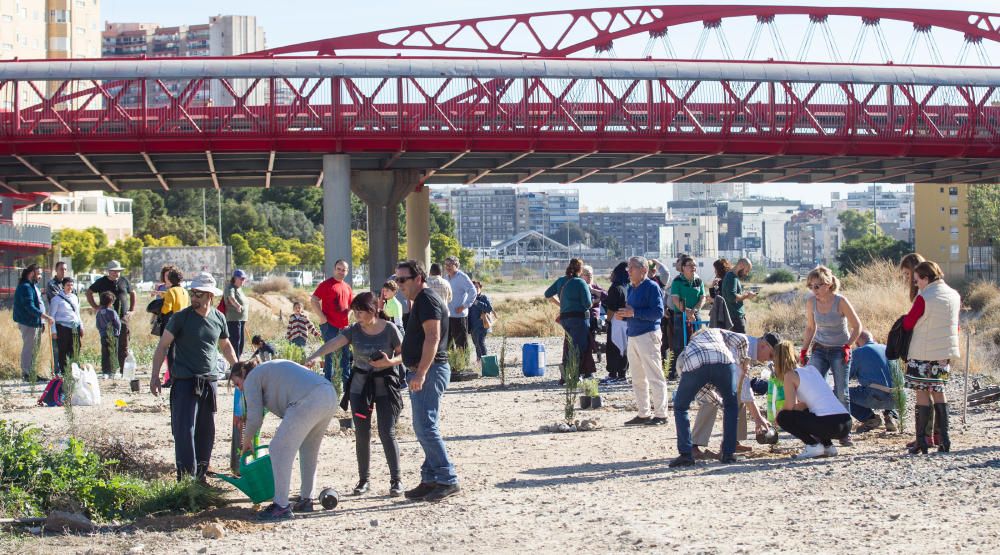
left=2, top=335, right=999, bottom=554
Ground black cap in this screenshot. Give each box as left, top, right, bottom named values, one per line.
left=762, top=332, right=781, bottom=348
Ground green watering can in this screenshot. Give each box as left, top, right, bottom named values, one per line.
left=214, top=444, right=274, bottom=504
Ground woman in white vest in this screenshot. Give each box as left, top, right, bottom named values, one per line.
left=901, top=261, right=960, bottom=454
left=772, top=340, right=852, bottom=459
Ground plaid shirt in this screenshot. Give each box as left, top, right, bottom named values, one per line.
left=676, top=328, right=749, bottom=374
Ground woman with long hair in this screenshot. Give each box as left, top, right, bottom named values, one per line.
left=901, top=261, right=961, bottom=454
left=897, top=252, right=935, bottom=448
left=544, top=258, right=593, bottom=383
left=14, top=264, right=53, bottom=381
left=801, top=265, right=863, bottom=445
left=601, top=262, right=630, bottom=383
left=306, top=291, right=405, bottom=497
left=773, top=340, right=852, bottom=459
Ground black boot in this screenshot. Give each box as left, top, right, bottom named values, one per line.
left=933, top=402, right=950, bottom=453
left=908, top=405, right=931, bottom=455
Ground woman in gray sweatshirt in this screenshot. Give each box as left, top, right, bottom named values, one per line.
left=230, top=358, right=337, bottom=521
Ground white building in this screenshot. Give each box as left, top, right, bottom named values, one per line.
left=17, top=191, right=133, bottom=242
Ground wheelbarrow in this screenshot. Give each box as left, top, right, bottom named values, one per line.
left=214, top=445, right=274, bottom=504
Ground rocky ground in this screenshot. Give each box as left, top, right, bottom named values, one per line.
left=1, top=334, right=999, bottom=554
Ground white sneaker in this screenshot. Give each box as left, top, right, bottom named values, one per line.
left=823, top=445, right=838, bottom=457
left=794, top=443, right=826, bottom=459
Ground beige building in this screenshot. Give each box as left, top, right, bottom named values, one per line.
left=0, top=0, right=101, bottom=109
left=16, top=191, right=133, bottom=242
left=914, top=184, right=969, bottom=279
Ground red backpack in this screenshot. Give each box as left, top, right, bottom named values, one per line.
left=37, top=377, right=64, bottom=407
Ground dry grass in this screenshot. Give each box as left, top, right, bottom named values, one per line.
left=964, top=281, right=1000, bottom=313
left=251, top=276, right=293, bottom=295
left=493, top=298, right=562, bottom=338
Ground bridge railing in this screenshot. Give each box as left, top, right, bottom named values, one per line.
left=0, top=221, right=51, bottom=248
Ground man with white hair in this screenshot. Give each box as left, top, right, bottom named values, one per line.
left=443, top=256, right=476, bottom=357
left=615, top=256, right=668, bottom=426
left=849, top=329, right=899, bottom=433
left=150, top=272, right=239, bottom=482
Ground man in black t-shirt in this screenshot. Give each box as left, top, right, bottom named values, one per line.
left=395, top=259, right=459, bottom=503
left=86, top=260, right=136, bottom=374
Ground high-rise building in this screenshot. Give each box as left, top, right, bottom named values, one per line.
left=453, top=187, right=518, bottom=249
left=103, top=15, right=265, bottom=106
left=665, top=215, right=719, bottom=260
left=914, top=184, right=969, bottom=279
left=0, top=0, right=101, bottom=109
left=785, top=209, right=826, bottom=268
left=836, top=185, right=915, bottom=244
left=544, top=189, right=580, bottom=238
left=673, top=183, right=747, bottom=202
left=579, top=211, right=666, bottom=257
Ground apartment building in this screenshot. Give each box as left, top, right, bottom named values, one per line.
left=914, top=184, right=969, bottom=279
left=17, top=191, right=133, bottom=242
left=453, top=187, right=517, bottom=249
left=579, top=210, right=666, bottom=258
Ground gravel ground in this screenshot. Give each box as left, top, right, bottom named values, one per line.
left=1, top=335, right=999, bottom=554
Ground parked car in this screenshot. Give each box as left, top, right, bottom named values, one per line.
left=285, top=270, right=313, bottom=288
left=75, top=273, right=98, bottom=291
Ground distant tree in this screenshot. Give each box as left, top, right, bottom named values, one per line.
left=251, top=248, right=277, bottom=271
left=230, top=233, right=254, bottom=267
left=274, top=251, right=301, bottom=267
left=94, top=246, right=129, bottom=271
left=53, top=229, right=98, bottom=274
left=429, top=203, right=457, bottom=237
left=116, top=237, right=145, bottom=269
left=837, top=234, right=912, bottom=274
left=257, top=202, right=317, bottom=242
left=967, top=185, right=1000, bottom=247
left=291, top=241, right=324, bottom=269
left=838, top=210, right=876, bottom=242
left=765, top=269, right=797, bottom=284
left=351, top=230, right=369, bottom=268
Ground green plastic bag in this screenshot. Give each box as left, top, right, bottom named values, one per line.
left=767, top=374, right=786, bottom=425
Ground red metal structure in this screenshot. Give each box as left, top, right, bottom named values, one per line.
left=0, top=5, right=997, bottom=190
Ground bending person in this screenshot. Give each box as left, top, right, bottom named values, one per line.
left=306, top=292, right=405, bottom=497
left=773, top=341, right=852, bottom=459
left=231, top=359, right=337, bottom=521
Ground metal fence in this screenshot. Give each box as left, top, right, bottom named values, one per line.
left=0, top=221, right=51, bottom=247
left=967, top=246, right=999, bottom=283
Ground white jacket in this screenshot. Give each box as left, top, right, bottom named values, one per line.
left=909, top=280, right=961, bottom=362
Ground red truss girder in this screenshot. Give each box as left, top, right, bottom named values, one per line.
left=257, top=6, right=1000, bottom=58
left=1, top=75, right=999, bottom=158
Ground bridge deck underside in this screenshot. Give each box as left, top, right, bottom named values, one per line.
left=0, top=151, right=997, bottom=193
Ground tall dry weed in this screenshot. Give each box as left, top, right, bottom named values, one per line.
left=251, top=276, right=293, bottom=295
left=493, top=298, right=561, bottom=338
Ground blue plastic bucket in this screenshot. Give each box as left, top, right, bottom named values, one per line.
left=522, top=343, right=546, bottom=377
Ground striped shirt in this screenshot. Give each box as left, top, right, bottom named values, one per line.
left=286, top=313, right=320, bottom=342
left=676, top=328, right=749, bottom=374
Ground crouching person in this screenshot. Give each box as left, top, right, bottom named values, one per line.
left=773, top=340, right=852, bottom=459
left=230, top=359, right=338, bottom=521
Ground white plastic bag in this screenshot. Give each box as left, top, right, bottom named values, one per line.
left=71, top=362, right=102, bottom=406
left=123, top=351, right=137, bottom=381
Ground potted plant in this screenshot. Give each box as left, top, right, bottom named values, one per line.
left=582, top=378, right=602, bottom=409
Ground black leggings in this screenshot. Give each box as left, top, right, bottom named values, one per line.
left=777, top=410, right=851, bottom=447
left=350, top=393, right=401, bottom=481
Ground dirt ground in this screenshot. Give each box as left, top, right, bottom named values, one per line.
left=2, top=335, right=999, bottom=554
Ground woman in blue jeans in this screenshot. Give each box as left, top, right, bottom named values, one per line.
left=544, top=258, right=593, bottom=383
left=801, top=265, right=862, bottom=445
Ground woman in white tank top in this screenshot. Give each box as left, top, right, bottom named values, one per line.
left=772, top=341, right=852, bottom=459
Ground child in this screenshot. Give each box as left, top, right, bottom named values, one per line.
left=286, top=301, right=320, bottom=349
left=251, top=335, right=277, bottom=362
left=96, top=291, right=122, bottom=378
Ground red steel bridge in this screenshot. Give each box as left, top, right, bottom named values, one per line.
left=0, top=5, right=998, bottom=280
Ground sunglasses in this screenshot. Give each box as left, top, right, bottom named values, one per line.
left=395, top=276, right=413, bottom=284
left=808, top=284, right=826, bottom=290
left=191, top=290, right=210, bottom=298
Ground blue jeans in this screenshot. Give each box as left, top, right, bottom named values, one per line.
left=470, top=327, right=488, bottom=361
left=674, top=362, right=739, bottom=457
left=849, top=386, right=896, bottom=422
left=321, top=323, right=352, bottom=384
left=560, top=316, right=590, bottom=376
left=290, top=337, right=306, bottom=349
left=408, top=362, right=458, bottom=485
left=809, top=345, right=850, bottom=411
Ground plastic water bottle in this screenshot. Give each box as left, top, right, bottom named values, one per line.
left=123, top=351, right=136, bottom=381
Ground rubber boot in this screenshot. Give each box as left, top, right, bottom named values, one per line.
left=908, top=405, right=931, bottom=455
left=933, top=402, right=950, bottom=453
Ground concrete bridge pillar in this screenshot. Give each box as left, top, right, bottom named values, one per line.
left=352, top=170, right=418, bottom=289
left=406, top=186, right=431, bottom=270
left=322, top=154, right=353, bottom=282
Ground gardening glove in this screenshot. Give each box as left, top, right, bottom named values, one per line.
left=799, top=349, right=808, bottom=366
left=842, top=344, right=852, bottom=364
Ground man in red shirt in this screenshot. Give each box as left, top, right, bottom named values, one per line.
left=311, top=259, right=354, bottom=384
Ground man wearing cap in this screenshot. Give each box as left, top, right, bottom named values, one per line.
left=669, top=329, right=777, bottom=467
left=87, top=260, right=136, bottom=374
left=150, top=272, right=238, bottom=482
left=223, top=270, right=250, bottom=358
left=311, top=259, right=354, bottom=384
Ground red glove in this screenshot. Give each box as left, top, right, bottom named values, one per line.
left=799, top=349, right=808, bottom=366
left=842, top=344, right=852, bottom=364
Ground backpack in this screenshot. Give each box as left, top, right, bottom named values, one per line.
left=37, top=377, right=64, bottom=407
left=886, top=315, right=912, bottom=361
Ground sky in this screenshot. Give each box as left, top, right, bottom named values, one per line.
left=101, top=0, right=996, bottom=209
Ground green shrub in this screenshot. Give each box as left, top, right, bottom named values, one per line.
left=765, top=269, right=797, bottom=284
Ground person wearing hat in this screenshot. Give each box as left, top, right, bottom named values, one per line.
left=87, top=260, right=136, bottom=375
left=149, top=272, right=239, bottom=482
left=223, top=269, right=250, bottom=358
left=669, top=329, right=778, bottom=467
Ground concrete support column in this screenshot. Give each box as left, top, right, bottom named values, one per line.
left=352, top=170, right=418, bottom=288
left=406, top=186, right=431, bottom=270
left=322, top=154, right=353, bottom=281
left=1, top=199, right=13, bottom=221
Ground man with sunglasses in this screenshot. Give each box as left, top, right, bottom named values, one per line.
left=395, top=259, right=459, bottom=503
left=149, top=272, right=238, bottom=482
